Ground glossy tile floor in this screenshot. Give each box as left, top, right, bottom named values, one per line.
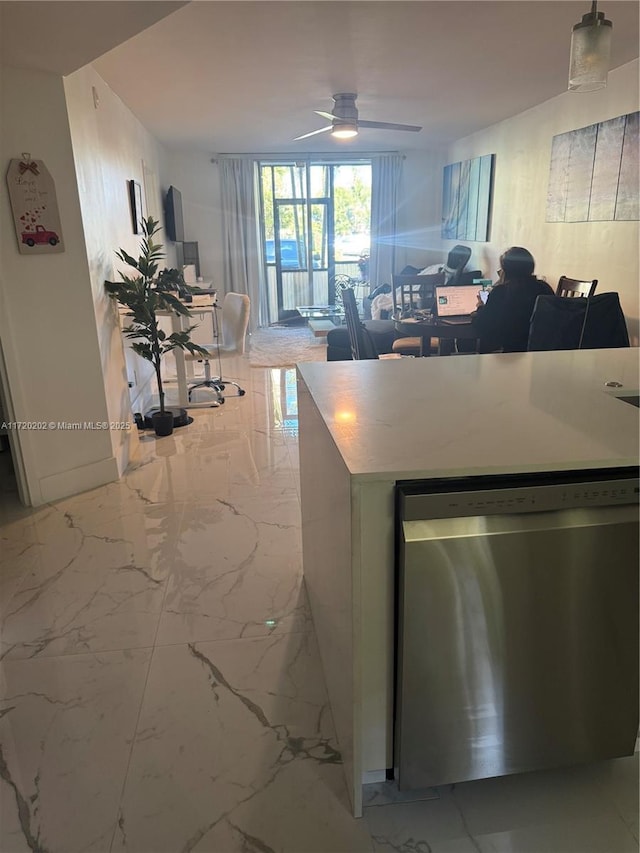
left=0, top=358, right=638, bottom=852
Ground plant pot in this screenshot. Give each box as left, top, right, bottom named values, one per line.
left=151, top=410, right=174, bottom=437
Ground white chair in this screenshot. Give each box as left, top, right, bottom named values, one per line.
left=186, top=292, right=250, bottom=404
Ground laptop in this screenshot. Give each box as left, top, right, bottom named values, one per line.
left=435, top=285, right=479, bottom=323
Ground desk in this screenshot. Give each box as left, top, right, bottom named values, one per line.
left=167, top=297, right=217, bottom=406
left=393, top=314, right=477, bottom=355
left=122, top=294, right=217, bottom=408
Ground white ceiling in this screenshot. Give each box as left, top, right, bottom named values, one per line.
left=0, top=2, right=187, bottom=76
left=4, top=2, right=640, bottom=155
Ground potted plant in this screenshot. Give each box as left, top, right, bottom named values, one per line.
left=105, top=216, right=209, bottom=437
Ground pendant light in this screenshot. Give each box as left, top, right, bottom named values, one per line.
left=568, top=1, right=613, bottom=92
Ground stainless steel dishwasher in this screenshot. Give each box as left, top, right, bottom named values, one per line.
left=394, top=468, right=639, bottom=791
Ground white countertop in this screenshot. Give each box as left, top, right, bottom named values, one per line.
left=297, top=349, right=639, bottom=481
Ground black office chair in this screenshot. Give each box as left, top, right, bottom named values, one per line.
left=444, top=245, right=472, bottom=284
left=528, top=292, right=629, bottom=351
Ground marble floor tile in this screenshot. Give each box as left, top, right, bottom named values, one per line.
left=365, top=778, right=639, bottom=853
left=1, top=360, right=638, bottom=853
left=364, top=794, right=470, bottom=851
left=0, top=515, right=41, bottom=620
left=589, top=754, right=640, bottom=839
left=155, top=495, right=310, bottom=645
left=449, top=761, right=635, bottom=837
left=114, top=634, right=372, bottom=853
left=0, top=648, right=152, bottom=853
left=474, top=814, right=639, bottom=853
left=1, top=499, right=183, bottom=659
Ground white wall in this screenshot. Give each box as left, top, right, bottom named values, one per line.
left=0, top=65, right=118, bottom=505
left=396, top=148, right=447, bottom=273
left=166, top=151, right=224, bottom=288
left=445, top=59, right=640, bottom=343
left=64, top=66, right=177, bottom=454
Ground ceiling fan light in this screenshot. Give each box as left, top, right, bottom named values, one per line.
left=331, top=123, right=358, bottom=139
left=568, top=0, right=613, bottom=92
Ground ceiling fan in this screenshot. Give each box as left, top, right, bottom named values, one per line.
left=294, top=93, right=422, bottom=141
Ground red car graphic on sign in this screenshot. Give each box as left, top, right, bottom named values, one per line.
left=21, top=225, right=59, bottom=247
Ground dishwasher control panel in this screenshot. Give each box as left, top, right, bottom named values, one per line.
left=399, top=473, right=639, bottom=520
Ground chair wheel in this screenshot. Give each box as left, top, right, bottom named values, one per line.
left=238, top=389, right=246, bottom=396
left=219, top=397, right=225, bottom=404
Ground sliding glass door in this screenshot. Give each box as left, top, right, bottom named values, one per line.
left=260, top=161, right=371, bottom=324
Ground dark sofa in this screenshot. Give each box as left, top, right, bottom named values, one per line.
left=326, top=320, right=398, bottom=360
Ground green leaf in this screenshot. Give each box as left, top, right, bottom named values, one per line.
left=115, top=249, right=139, bottom=269
left=131, top=342, right=153, bottom=361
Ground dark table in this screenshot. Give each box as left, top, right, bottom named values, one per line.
left=393, top=313, right=478, bottom=355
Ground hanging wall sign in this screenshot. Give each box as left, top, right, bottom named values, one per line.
left=6, top=154, right=65, bottom=254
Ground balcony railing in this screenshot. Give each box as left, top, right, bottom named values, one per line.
left=266, top=261, right=368, bottom=320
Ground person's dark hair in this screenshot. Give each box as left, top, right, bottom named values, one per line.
left=500, top=247, right=535, bottom=283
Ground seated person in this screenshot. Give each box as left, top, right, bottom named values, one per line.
left=472, top=247, right=554, bottom=353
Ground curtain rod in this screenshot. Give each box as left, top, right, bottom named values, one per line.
left=211, top=152, right=404, bottom=163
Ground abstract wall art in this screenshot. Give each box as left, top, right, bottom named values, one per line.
left=546, top=111, right=639, bottom=222
left=441, top=153, right=495, bottom=242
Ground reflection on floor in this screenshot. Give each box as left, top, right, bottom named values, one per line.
left=1, top=363, right=638, bottom=852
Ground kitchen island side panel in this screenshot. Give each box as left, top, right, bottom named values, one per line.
left=297, top=373, right=361, bottom=816
left=353, top=479, right=397, bottom=778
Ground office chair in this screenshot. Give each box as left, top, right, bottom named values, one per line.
left=444, top=245, right=472, bottom=284
left=556, top=276, right=598, bottom=298
left=186, top=292, right=250, bottom=403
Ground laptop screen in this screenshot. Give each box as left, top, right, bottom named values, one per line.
left=435, top=285, right=479, bottom=317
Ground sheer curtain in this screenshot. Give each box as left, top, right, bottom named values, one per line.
left=219, top=158, right=267, bottom=330
left=369, top=154, right=403, bottom=291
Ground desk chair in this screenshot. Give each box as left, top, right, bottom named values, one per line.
left=186, top=292, right=250, bottom=403
left=556, top=276, right=598, bottom=298
left=444, top=245, right=472, bottom=284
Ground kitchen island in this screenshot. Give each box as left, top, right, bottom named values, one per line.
left=296, top=348, right=639, bottom=817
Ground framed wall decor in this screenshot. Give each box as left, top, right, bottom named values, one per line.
left=441, top=153, right=495, bottom=242
left=142, top=160, right=159, bottom=220
left=128, top=179, right=144, bottom=234
left=6, top=155, right=65, bottom=254
left=547, top=111, right=639, bottom=222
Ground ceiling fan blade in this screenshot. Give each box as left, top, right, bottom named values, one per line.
left=294, top=125, right=333, bottom=141
left=358, top=120, right=422, bottom=132
left=315, top=110, right=338, bottom=121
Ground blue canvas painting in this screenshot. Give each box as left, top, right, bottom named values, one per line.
left=442, top=154, right=494, bottom=241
